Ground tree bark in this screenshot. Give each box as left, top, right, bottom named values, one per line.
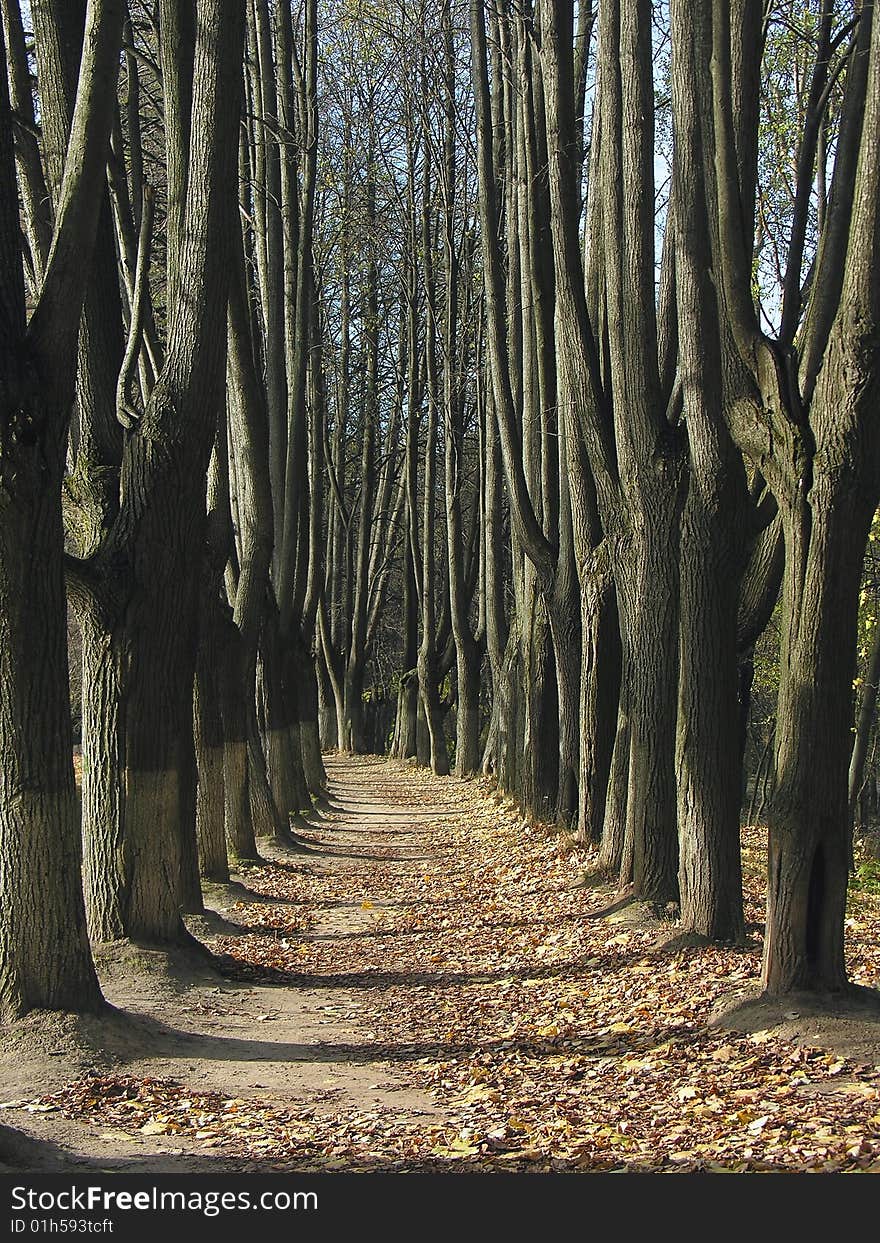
left=0, top=0, right=123, bottom=1017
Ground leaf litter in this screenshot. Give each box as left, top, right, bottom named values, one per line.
left=21, top=758, right=880, bottom=1172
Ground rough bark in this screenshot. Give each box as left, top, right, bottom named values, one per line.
left=0, top=0, right=124, bottom=1017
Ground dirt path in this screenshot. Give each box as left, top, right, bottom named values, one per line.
left=3, top=754, right=880, bottom=1173
left=0, top=756, right=459, bottom=1170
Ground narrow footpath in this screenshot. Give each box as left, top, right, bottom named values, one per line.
left=2, top=756, right=880, bottom=1172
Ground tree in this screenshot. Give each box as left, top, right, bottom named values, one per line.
left=691, top=0, right=880, bottom=992
left=0, top=0, right=123, bottom=1017
left=67, top=0, right=245, bottom=943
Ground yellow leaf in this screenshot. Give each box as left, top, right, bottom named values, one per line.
left=711, top=1045, right=735, bottom=1062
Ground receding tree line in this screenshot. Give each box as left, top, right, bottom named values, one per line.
left=0, top=0, right=878, bottom=1023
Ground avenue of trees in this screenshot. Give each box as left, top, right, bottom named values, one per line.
left=1, top=0, right=879, bottom=1019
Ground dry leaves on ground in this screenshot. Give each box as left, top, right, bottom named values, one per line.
left=22, top=757, right=880, bottom=1172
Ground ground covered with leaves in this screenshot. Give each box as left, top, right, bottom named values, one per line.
left=7, top=756, right=880, bottom=1172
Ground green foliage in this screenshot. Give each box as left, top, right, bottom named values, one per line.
left=851, top=858, right=880, bottom=898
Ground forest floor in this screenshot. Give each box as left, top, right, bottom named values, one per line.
left=3, top=754, right=880, bottom=1173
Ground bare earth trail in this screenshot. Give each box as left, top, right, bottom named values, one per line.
left=3, top=755, right=880, bottom=1172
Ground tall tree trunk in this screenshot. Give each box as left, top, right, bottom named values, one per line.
left=106, top=0, right=244, bottom=941
left=671, top=0, right=746, bottom=941
left=0, top=0, right=124, bottom=1017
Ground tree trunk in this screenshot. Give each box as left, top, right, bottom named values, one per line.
left=194, top=601, right=230, bottom=883
left=0, top=0, right=123, bottom=1016
left=260, top=608, right=311, bottom=831
left=617, top=509, right=682, bottom=906
left=0, top=497, right=103, bottom=1016
left=316, top=644, right=338, bottom=750
left=520, top=590, right=556, bottom=822
left=78, top=600, right=126, bottom=941
left=764, top=485, right=875, bottom=993
left=677, top=491, right=745, bottom=940
left=578, top=546, right=620, bottom=844
left=117, top=455, right=203, bottom=941
left=295, top=638, right=326, bottom=797
left=599, top=679, right=631, bottom=875
left=217, top=618, right=261, bottom=862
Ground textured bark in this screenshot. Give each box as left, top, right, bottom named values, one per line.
left=616, top=516, right=681, bottom=906
left=0, top=496, right=103, bottom=1016
left=676, top=489, right=746, bottom=940
left=765, top=489, right=874, bottom=992
left=78, top=603, right=126, bottom=941
left=194, top=600, right=230, bottom=883
left=0, top=0, right=123, bottom=1017
left=217, top=623, right=262, bottom=861
left=671, top=0, right=746, bottom=941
